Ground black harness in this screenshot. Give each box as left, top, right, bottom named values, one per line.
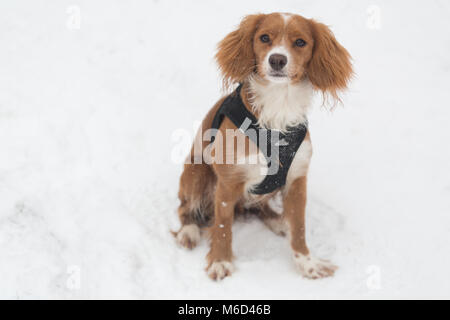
left=210, top=84, right=308, bottom=195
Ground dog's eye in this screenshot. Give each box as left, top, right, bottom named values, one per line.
left=295, top=38, right=307, bottom=47
left=260, top=34, right=270, bottom=43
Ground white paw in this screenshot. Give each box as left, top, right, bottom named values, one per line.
left=207, top=261, right=234, bottom=281
left=293, top=253, right=337, bottom=279
left=175, top=224, right=200, bottom=249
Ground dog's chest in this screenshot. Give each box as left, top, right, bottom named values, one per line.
left=241, top=137, right=312, bottom=195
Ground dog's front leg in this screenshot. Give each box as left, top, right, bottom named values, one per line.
left=284, top=177, right=337, bottom=279
left=206, top=182, right=242, bottom=281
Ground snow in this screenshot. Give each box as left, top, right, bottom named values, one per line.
left=1, top=0, right=450, bottom=299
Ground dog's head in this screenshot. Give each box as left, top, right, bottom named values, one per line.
left=216, top=13, right=353, bottom=100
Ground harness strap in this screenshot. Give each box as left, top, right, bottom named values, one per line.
left=210, top=84, right=308, bottom=195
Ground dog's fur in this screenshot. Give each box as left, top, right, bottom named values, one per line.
left=173, top=13, right=353, bottom=280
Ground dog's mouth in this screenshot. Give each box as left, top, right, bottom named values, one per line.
left=267, top=72, right=290, bottom=82
left=268, top=72, right=288, bottom=78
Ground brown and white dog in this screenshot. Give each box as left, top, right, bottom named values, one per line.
left=173, top=13, right=353, bottom=281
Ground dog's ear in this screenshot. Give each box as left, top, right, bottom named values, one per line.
left=307, top=19, right=353, bottom=101
left=216, top=14, right=266, bottom=88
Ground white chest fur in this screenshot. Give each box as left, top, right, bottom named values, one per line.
left=248, top=77, right=313, bottom=132
left=240, top=78, right=314, bottom=194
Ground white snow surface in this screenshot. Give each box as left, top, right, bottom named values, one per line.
left=1, top=0, right=450, bottom=299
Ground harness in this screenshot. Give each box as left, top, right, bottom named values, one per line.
left=210, top=84, right=308, bottom=195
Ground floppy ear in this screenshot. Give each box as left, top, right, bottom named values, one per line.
left=307, top=20, right=353, bottom=101
left=215, top=14, right=265, bottom=87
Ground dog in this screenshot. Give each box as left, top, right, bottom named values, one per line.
left=173, top=12, right=353, bottom=281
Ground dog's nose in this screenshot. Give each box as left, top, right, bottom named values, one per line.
left=269, top=54, right=288, bottom=71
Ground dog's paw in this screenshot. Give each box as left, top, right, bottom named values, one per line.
left=293, top=253, right=337, bottom=279
left=206, top=261, right=234, bottom=281
left=264, top=217, right=289, bottom=237
left=173, top=224, right=200, bottom=249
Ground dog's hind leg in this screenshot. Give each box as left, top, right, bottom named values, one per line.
left=262, top=211, right=289, bottom=237
left=173, top=162, right=216, bottom=249
left=248, top=201, right=289, bottom=237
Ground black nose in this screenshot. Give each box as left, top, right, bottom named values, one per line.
left=269, top=54, right=287, bottom=71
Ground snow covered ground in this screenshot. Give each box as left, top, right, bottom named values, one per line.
left=1, top=0, right=450, bottom=299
